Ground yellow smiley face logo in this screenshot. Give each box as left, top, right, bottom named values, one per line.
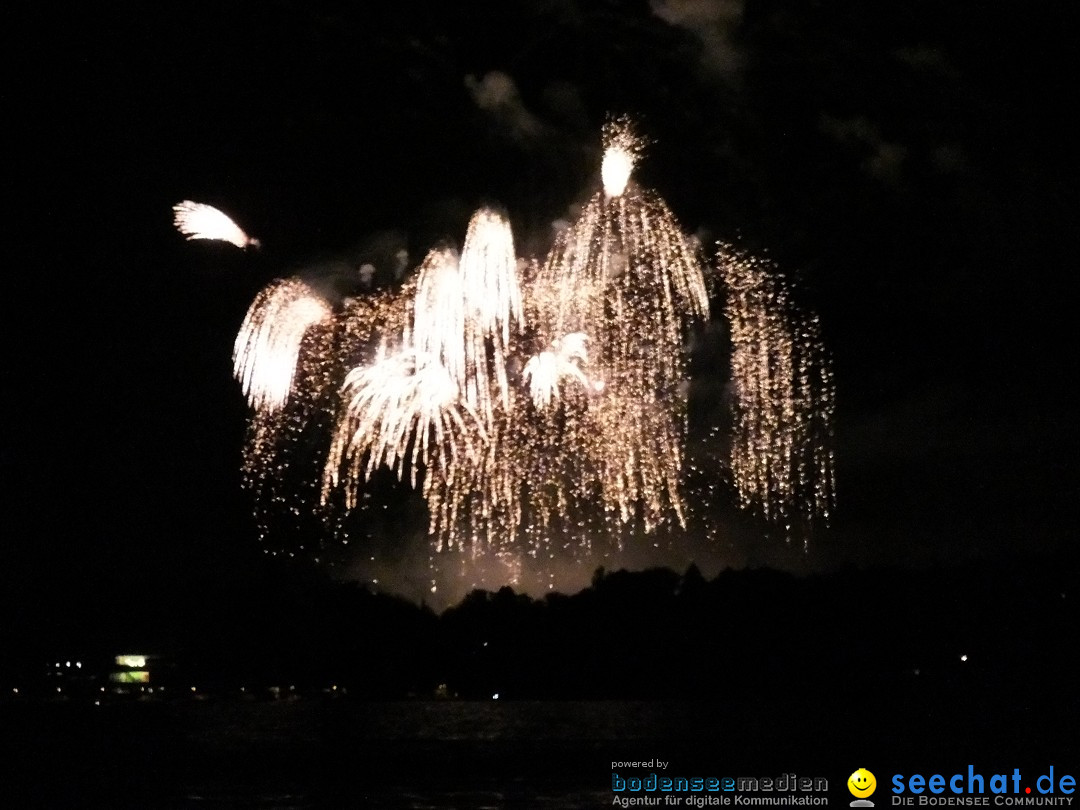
left=848, top=768, right=877, bottom=798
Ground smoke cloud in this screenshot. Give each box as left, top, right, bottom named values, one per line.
left=649, top=0, right=744, bottom=80
left=464, top=71, right=543, bottom=141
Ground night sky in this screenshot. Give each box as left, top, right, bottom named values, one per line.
left=5, top=0, right=1077, bottom=618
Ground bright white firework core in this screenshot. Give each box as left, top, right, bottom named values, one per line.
left=601, top=146, right=635, bottom=198
left=600, top=116, right=644, bottom=198
left=522, top=333, right=590, bottom=409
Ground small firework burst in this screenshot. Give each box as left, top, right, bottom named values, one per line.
left=172, top=200, right=259, bottom=248
left=522, top=333, right=591, bottom=409
left=325, top=346, right=485, bottom=494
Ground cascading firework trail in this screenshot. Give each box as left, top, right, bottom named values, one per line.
left=319, top=212, right=526, bottom=555
left=233, top=279, right=333, bottom=413
left=243, top=285, right=412, bottom=549
left=213, top=120, right=835, bottom=567
left=523, top=120, right=710, bottom=542
left=457, top=208, right=523, bottom=426
left=241, top=317, right=338, bottom=549
left=719, top=245, right=836, bottom=533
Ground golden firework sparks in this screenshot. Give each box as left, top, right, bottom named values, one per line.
left=528, top=167, right=710, bottom=540
left=242, top=285, right=411, bottom=549
left=719, top=244, right=836, bottom=533
left=228, top=124, right=835, bottom=565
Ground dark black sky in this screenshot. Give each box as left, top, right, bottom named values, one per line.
left=5, top=0, right=1077, bottom=613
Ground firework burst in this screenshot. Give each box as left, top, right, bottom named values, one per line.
left=215, top=121, right=835, bottom=568
left=522, top=332, right=591, bottom=409
left=328, top=347, right=484, bottom=491
left=528, top=138, right=710, bottom=537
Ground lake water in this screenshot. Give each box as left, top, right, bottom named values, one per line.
left=1, top=698, right=800, bottom=808
left=3, top=694, right=1075, bottom=807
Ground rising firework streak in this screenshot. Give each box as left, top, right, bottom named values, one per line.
left=172, top=200, right=260, bottom=248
